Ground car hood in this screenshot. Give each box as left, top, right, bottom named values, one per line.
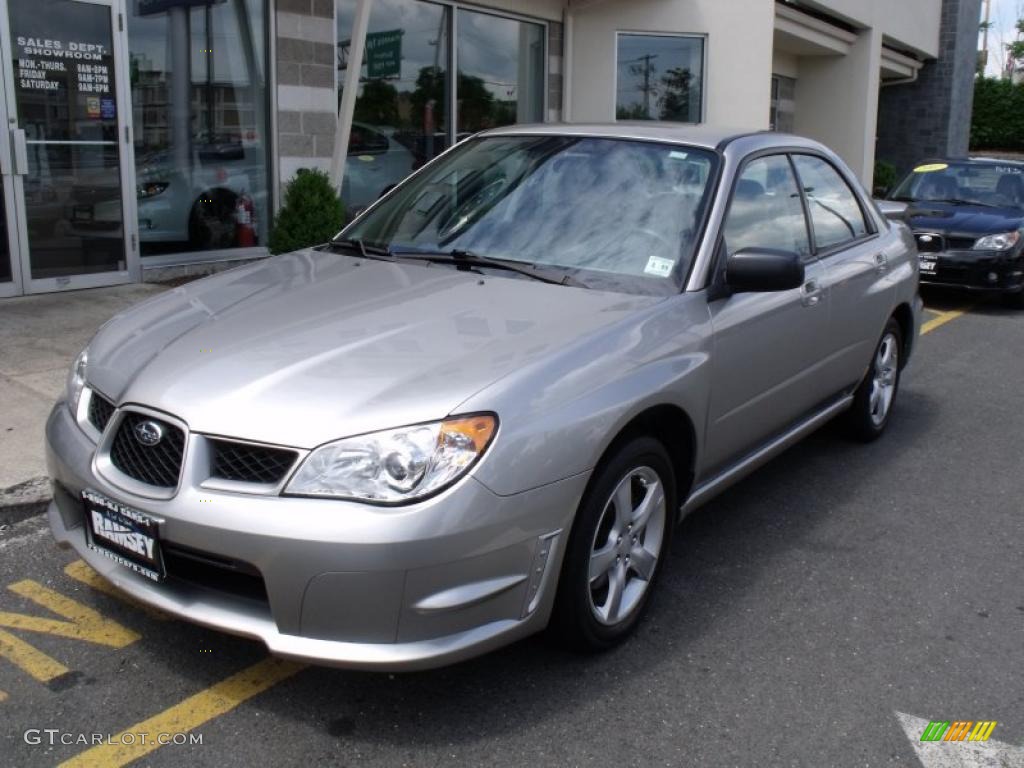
left=87, top=249, right=661, bottom=448
left=907, top=201, right=1024, bottom=237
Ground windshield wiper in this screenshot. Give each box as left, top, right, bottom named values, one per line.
left=327, top=237, right=394, bottom=260
left=391, top=248, right=589, bottom=288
left=929, top=198, right=1002, bottom=209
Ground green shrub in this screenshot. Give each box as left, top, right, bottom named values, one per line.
left=268, top=169, right=345, bottom=254
left=970, top=77, right=1024, bottom=151
left=873, top=160, right=898, bottom=194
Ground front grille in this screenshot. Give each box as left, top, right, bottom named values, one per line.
left=162, top=543, right=268, bottom=602
left=109, top=412, right=186, bottom=488
left=946, top=236, right=977, bottom=251
left=914, top=233, right=944, bottom=253
left=210, top=439, right=298, bottom=485
left=88, top=391, right=115, bottom=433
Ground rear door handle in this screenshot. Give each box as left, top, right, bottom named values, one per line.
left=801, top=280, right=822, bottom=307
left=874, top=252, right=889, bottom=273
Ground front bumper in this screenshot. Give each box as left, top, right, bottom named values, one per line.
left=45, top=402, right=586, bottom=670
left=918, top=250, right=1024, bottom=292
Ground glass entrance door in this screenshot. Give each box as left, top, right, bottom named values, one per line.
left=1, top=0, right=138, bottom=294
left=0, top=60, right=22, bottom=297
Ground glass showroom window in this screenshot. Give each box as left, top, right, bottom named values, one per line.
left=127, top=0, right=269, bottom=257
left=455, top=8, right=545, bottom=135
left=616, top=33, right=704, bottom=123
left=337, top=0, right=451, bottom=211
left=336, top=0, right=544, bottom=212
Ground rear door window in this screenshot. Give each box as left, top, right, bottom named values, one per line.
left=791, top=155, right=869, bottom=251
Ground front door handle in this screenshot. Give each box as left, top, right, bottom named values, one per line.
left=10, top=129, right=27, bottom=176
left=801, top=280, right=822, bottom=307
left=874, top=252, right=889, bottom=273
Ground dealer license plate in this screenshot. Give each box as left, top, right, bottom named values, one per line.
left=83, top=489, right=165, bottom=581
left=919, top=256, right=937, bottom=274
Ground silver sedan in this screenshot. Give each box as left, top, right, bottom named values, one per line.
left=45, top=124, right=922, bottom=669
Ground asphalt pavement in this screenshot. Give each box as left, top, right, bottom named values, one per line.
left=0, top=291, right=1021, bottom=768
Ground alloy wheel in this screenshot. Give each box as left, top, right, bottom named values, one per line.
left=869, top=332, right=899, bottom=427
left=587, top=466, right=666, bottom=626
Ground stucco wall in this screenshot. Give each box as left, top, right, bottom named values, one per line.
left=792, top=28, right=883, bottom=183
left=799, top=0, right=941, bottom=57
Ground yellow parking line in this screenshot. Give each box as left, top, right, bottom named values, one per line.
left=1, top=580, right=140, bottom=647
left=60, top=657, right=305, bottom=768
left=0, top=628, right=70, bottom=683
left=921, top=306, right=969, bottom=335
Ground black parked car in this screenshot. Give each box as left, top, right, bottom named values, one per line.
left=890, top=158, right=1024, bottom=307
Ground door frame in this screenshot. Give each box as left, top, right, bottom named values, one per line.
left=0, top=153, right=25, bottom=298
left=0, top=0, right=140, bottom=296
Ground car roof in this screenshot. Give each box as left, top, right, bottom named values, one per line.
left=480, top=122, right=822, bottom=152
left=915, top=156, right=1024, bottom=167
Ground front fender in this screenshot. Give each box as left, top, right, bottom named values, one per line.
left=459, top=294, right=713, bottom=497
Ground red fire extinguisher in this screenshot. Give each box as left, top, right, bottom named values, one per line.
left=235, top=192, right=257, bottom=247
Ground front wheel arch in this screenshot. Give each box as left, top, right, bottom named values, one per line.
left=891, top=302, right=915, bottom=368
left=591, top=404, right=696, bottom=517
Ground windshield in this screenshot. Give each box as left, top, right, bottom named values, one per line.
left=892, top=161, right=1024, bottom=210
left=339, top=135, right=719, bottom=294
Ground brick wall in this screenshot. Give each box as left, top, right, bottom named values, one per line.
left=276, top=0, right=337, bottom=185
left=548, top=21, right=564, bottom=122
left=875, top=0, right=982, bottom=177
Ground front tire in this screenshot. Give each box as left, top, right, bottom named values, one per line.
left=845, top=318, right=903, bottom=442
left=188, top=190, right=237, bottom=250
left=550, top=437, right=675, bottom=652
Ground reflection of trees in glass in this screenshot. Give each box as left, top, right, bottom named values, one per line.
left=454, top=72, right=494, bottom=130
left=616, top=104, right=649, bottom=120
left=659, top=67, right=693, bottom=121
left=409, top=65, right=444, bottom=130
left=616, top=65, right=695, bottom=121
left=354, top=79, right=400, bottom=127
left=408, top=66, right=496, bottom=132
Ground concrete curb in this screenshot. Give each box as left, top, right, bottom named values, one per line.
left=0, top=476, right=51, bottom=527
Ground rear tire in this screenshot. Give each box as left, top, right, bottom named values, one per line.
left=844, top=318, right=903, bottom=442
left=549, top=437, right=676, bottom=652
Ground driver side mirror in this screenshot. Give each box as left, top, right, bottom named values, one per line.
left=725, top=248, right=805, bottom=293
left=875, top=199, right=908, bottom=222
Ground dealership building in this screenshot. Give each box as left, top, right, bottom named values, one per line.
left=0, top=0, right=979, bottom=296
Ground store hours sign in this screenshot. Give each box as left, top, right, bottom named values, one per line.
left=10, top=0, right=117, bottom=140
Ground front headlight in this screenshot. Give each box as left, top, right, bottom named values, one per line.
left=137, top=181, right=169, bottom=199
left=285, top=414, right=497, bottom=503
left=973, top=231, right=1020, bottom=250
left=65, top=347, right=89, bottom=417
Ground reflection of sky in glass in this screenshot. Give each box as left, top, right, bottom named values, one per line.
left=458, top=9, right=529, bottom=99
left=336, top=1, right=543, bottom=100
left=128, top=0, right=265, bottom=81
left=338, top=0, right=447, bottom=94
left=617, top=34, right=702, bottom=116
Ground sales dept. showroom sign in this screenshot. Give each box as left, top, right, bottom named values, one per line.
left=11, top=4, right=118, bottom=136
